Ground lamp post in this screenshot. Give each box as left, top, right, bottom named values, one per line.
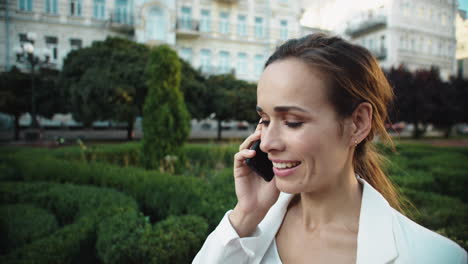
left=15, top=32, right=50, bottom=129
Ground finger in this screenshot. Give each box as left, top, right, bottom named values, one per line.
left=239, top=129, right=261, bottom=151
left=234, top=149, right=256, bottom=169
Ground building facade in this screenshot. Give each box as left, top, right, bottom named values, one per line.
left=343, top=0, right=458, bottom=80
left=1, top=0, right=303, bottom=81
left=456, top=9, right=468, bottom=78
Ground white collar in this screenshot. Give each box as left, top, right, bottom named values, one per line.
left=243, top=175, right=399, bottom=264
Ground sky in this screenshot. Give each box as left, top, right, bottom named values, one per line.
left=460, top=0, right=468, bottom=13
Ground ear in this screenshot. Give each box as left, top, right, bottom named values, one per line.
left=349, top=102, right=372, bottom=147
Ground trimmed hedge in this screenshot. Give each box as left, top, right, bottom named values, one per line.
left=0, top=181, right=139, bottom=263
left=2, top=151, right=227, bottom=229
left=0, top=204, right=59, bottom=255
left=0, top=181, right=209, bottom=263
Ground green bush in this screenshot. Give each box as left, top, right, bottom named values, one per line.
left=140, top=215, right=208, bottom=263
left=0, top=181, right=138, bottom=263
left=142, top=45, right=190, bottom=171
left=0, top=204, right=59, bottom=254
left=2, top=151, right=218, bottom=227
left=96, top=207, right=149, bottom=263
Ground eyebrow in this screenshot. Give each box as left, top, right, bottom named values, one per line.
left=256, top=105, right=309, bottom=113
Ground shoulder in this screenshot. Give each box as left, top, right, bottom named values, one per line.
left=391, top=209, right=467, bottom=263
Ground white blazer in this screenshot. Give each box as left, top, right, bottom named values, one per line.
left=193, top=177, right=467, bottom=264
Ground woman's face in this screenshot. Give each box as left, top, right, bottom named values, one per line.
left=257, top=58, right=354, bottom=194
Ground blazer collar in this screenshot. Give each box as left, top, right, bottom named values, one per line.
left=249, top=176, right=399, bottom=264
left=356, top=176, right=398, bottom=264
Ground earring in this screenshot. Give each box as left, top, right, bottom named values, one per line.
left=354, top=140, right=358, bottom=146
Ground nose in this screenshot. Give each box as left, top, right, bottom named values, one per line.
left=260, top=123, right=285, bottom=154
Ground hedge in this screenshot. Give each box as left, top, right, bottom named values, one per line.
left=2, top=150, right=226, bottom=229
left=0, top=181, right=138, bottom=263
left=0, top=181, right=209, bottom=263
left=0, top=204, right=59, bottom=255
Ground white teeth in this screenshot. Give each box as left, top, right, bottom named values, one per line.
left=272, top=161, right=301, bottom=169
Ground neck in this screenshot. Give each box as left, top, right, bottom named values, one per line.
left=295, top=169, right=363, bottom=233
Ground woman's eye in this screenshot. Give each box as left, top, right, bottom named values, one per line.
left=285, top=121, right=303, bottom=128
left=259, top=120, right=270, bottom=126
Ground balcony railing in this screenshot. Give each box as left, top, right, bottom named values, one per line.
left=215, top=0, right=240, bottom=3
left=369, top=48, right=387, bottom=60
left=345, top=15, right=387, bottom=37
left=176, top=19, right=200, bottom=37
left=109, top=11, right=134, bottom=35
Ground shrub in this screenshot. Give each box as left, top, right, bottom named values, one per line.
left=0, top=204, right=59, bottom=254
left=142, top=45, right=190, bottom=171
left=140, top=215, right=209, bottom=263
left=0, top=181, right=138, bottom=263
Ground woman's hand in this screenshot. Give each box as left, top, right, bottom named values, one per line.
left=229, top=122, right=280, bottom=237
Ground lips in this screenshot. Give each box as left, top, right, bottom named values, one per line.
left=270, top=159, right=301, bottom=177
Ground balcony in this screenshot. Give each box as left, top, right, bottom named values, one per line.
left=109, top=12, right=134, bottom=35
left=369, top=48, right=387, bottom=60
left=345, top=15, right=387, bottom=38
left=215, top=0, right=240, bottom=3
left=176, top=19, right=200, bottom=38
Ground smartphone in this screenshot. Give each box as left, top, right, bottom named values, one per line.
left=245, top=140, right=274, bottom=182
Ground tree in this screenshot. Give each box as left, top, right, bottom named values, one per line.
left=432, top=76, right=468, bottom=137
left=386, top=66, right=435, bottom=138
left=204, top=74, right=258, bottom=140
left=60, top=37, right=150, bottom=139
left=179, top=59, right=210, bottom=120
left=0, top=67, right=30, bottom=140
left=141, top=45, right=190, bottom=170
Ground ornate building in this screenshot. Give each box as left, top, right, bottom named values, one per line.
left=0, top=0, right=303, bottom=81
left=343, top=0, right=458, bottom=80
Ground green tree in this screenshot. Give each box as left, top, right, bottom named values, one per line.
left=60, top=37, right=149, bottom=139
left=205, top=74, right=258, bottom=140
left=0, top=67, right=30, bottom=140
left=432, top=76, right=468, bottom=137
left=179, top=59, right=210, bottom=120
left=142, top=45, right=190, bottom=170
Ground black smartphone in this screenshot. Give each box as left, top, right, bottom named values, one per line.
left=245, top=140, right=274, bottom=182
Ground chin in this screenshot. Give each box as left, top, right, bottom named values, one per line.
left=275, top=178, right=303, bottom=194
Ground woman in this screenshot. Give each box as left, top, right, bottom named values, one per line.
left=193, top=34, right=466, bottom=264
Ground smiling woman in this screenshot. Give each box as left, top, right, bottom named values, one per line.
left=193, top=34, right=467, bottom=264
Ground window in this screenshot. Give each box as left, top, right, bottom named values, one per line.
left=369, top=38, right=374, bottom=50
left=115, top=0, right=130, bottom=24
left=45, top=0, right=58, bottom=14
left=180, top=7, right=192, bottom=30
left=93, top=0, right=105, bottom=19
left=200, top=9, right=211, bottom=32
left=427, top=39, right=433, bottom=54
left=180, top=48, right=193, bottom=63
left=45, top=36, right=58, bottom=61
left=279, top=20, right=288, bottom=40
left=255, top=17, right=264, bottom=38
left=70, top=38, right=82, bottom=50
left=70, top=0, right=82, bottom=16
left=237, top=15, right=247, bottom=36
left=441, top=12, right=447, bottom=25
left=219, top=12, right=230, bottom=34
left=219, top=51, right=230, bottom=74
left=147, top=7, right=166, bottom=40
left=19, top=0, right=33, bottom=11
left=254, top=54, right=264, bottom=76
left=200, top=49, right=212, bottom=73
left=237, top=52, right=247, bottom=75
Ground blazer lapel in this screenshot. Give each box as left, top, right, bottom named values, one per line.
left=245, top=192, right=294, bottom=264
left=356, top=177, right=399, bottom=264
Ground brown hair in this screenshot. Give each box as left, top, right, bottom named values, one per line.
left=265, top=33, right=403, bottom=212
